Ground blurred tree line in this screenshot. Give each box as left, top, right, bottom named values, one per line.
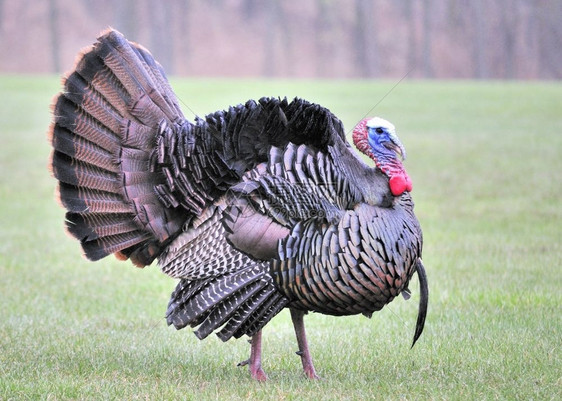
left=0, top=0, right=560, bottom=79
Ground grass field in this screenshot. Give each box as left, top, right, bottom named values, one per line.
left=0, top=75, right=560, bottom=400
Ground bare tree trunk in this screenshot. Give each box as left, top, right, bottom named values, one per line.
left=264, top=0, right=294, bottom=76
left=177, top=0, right=191, bottom=75
left=150, top=3, right=174, bottom=74
left=538, top=0, right=562, bottom=79
left=279, top=3, right=293, bottom=76
left=0, top=0, right=5, bottom=32
left=48, top=0, right=61, bottom=73
left=472, top=0, right=488, bottom=78
left=315, top=0, right=335, bottom=77
left=422, top=0, right=433, bottom=78
left=552, top=1, right=562, bottom=79
left=501, top=0, right=516, bottom=79
left=263, top=0, right=280, bottom=77
left=354, top=0, right=378, bottom=78
left=402, top=0, right=417, bottom=76
left=525, top=1, right=540, bottom=78
left=117, top=0, right=139, bottom=40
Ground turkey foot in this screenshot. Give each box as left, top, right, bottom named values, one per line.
left=290, top=308, right=320, bottom=379
left=240, top=330, right=267, bottom=381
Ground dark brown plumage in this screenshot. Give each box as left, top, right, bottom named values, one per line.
left=49, top=29, right=428, bottom=381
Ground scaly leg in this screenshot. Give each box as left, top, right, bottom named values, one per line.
left=290, top=308, right=319, bottom=379
left=238, top=330, right=267, bottom=381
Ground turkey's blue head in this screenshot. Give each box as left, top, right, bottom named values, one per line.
left=352, top=117, right=413, bottom=196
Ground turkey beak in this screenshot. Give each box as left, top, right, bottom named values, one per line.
left=383, top=141, right=407, bottom=161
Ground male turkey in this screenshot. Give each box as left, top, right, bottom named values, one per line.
left=49, top=29, right=428, bottom=381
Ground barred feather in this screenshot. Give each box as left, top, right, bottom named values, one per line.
left=194, top=279, right=267, bottom=340
left=166, top=266, right=289, bottom=341
left=49, top=29, right=191, bottom=265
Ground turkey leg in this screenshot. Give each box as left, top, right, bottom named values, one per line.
left=290, top=308, right=319, bottom=379
left=238, top=330, right=268, bottom=381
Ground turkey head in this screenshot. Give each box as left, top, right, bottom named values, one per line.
left=352, top=117, right=413, bottom=196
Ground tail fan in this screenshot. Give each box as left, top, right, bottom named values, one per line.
left=49, top=28, right=188, bottom=266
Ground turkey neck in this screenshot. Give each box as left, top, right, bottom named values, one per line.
left=328, top=136, right=396, bottom=209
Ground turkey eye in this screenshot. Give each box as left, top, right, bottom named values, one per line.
left=375, top=127, right=384, bottom=134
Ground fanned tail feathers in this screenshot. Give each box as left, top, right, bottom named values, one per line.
left=49, top=28, right=187, bottom=265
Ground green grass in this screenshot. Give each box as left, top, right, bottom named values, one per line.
left=0, top=75, right=561, bottom=400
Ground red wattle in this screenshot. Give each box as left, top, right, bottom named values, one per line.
left=389, top=174, right=413, bottom=196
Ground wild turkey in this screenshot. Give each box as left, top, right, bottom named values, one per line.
left=49, top=29, right=428, bottom=381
